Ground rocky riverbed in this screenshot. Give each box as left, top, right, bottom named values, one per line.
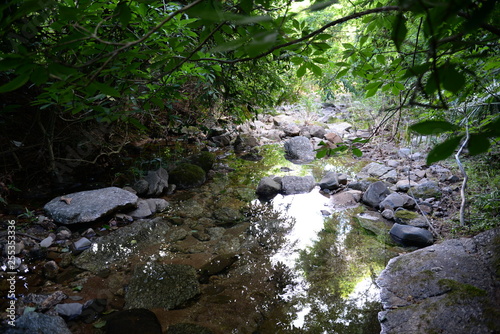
left=1, top=102, right=499, bottom=333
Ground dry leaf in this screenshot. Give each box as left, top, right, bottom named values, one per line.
left=60, top=196, right=72, bottom=205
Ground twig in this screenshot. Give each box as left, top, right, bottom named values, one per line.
left=455, top=116, right=470, bottom=226
left=0, top=232, right=43, bottom=242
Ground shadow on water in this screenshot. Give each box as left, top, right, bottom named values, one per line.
left=230, top=144, right=399, bottom=333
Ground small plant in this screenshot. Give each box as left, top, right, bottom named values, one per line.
left=18, top=208, right=37, bottom=221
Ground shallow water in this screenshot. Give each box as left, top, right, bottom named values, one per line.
left=223, top=144, right=398, bottom=333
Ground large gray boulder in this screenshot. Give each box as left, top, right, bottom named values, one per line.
left=284, top=136, right=315, bottom=163
left=362, top=181, right=390, bottom=208
left=44, top=187, right=138, bottom=224
left=125, top=263, right=200, bottom=309
left=377, top=228, right=500, bottom=334
left=280, top=175, right=316, bottom=195
left=389, top=223, right=434, bottom=248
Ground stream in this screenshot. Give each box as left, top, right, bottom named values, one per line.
left=2, top=138, right=402, bottom=334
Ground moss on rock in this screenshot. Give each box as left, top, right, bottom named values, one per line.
left=189, top=151, right=216, bottom=172
left=170, top=163, right=206, bottom=189
left=394, top=209, right=419, bottom=220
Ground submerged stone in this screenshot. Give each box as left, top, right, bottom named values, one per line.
left=73, top=219, right=170, bottom=273
left=125, top=263, right=200, bottom=309
left=106, top=309, right=162, bottom=334
left=5, top=312, right=71, bottom=334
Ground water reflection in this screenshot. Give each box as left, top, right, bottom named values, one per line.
left=254, top=187, right=394, bottom=333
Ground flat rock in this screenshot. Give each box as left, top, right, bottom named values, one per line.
left=362, top=162, right=394, bottom=178
left=44, top=187, right=138, bottom=224
left=280, top=175, right=316, bottom=195
left=377, top=228, right=500, bottom=334
left=330, top=190, right=362, bottom=209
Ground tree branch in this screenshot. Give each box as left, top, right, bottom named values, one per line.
left=188, top=6, right=402, bottom=64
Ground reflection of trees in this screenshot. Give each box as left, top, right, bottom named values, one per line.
left=295, top=213, right=387, bottom=333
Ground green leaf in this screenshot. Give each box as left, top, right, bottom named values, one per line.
left=365, top=82, right=383, bottom=98
left=427, top=136, right=463, bottom=164
left=290, top=57, right=304, bottom=65
left=376, top=54, right=386, bottom=64
left=391, top=13, right=407, bottom=51
left=308, top=63, right=322, bottom=76
left=297, top=64, right=307, bottom=78
left=316, top=148, right=328, bottom=158
left=352, top=147, right=363, bottom=157
left=91, top=82, right=120, bottom=97
left=312, top=57, right=329, bottom=64
left=440, top=65, right=465, bottom=94
left=240, top=0, right=254, bottom=13
left=410, top=120, right=459, bottom=135
left=115, top=2, right=131, bottom=27
left=30, top=68, right=49, bottom=85
left=467, top=134, right=490, bottom=156
left=0, top=74, right=30, bottom=93
left=336, top=68, right=349, bottom=78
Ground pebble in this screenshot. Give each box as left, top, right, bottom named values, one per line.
left=40, top=236, right=54, bottom=248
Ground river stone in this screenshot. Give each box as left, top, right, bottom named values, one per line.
left=362, top=181, right=390, bottom=208
left=379, top=193, right=405, bottom=210
left=318, top=171, right=340, bottom=191
left=143, top=168, right=169, bottom=196
left=377, top=228, right=500, bottom=334
left=106, top=309, right=162, bottom=334
left=44, top=187, right=138, bottom=224
left=256, top=176, right=281, bottom=200
left=330, top=190, right=362, bottom=209
left=169, top=163, right=206, bottom=189
left=284, top=136, right=315, bottom=163
left=280, top=175, right=316, bottom=195
left=409, top=181, right=442, bottom=199
left=389, top=223, right=433, bottom=248
left=73, top=219, right=170, bottom=273
left=282, top=122, right=301, bottom=136
left=362, top=162, right=393, bottom=178
left=356, top=212, right=393, bottom=243
left=5, top=312, right=71, bottom=334
left=125, top=263, right=200, bottom=309
left=54, top=303, right=83, bottom=318
left=395, top=179, right=418, bottom=192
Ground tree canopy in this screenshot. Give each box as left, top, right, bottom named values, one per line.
left=1, top=0, right=499, bottom=166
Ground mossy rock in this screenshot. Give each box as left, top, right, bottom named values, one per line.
left=169, top=163, right=206, bottom=189
left=188, top=151, right=216, bottom=172
left=394, top=209, right=420, bottom=221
